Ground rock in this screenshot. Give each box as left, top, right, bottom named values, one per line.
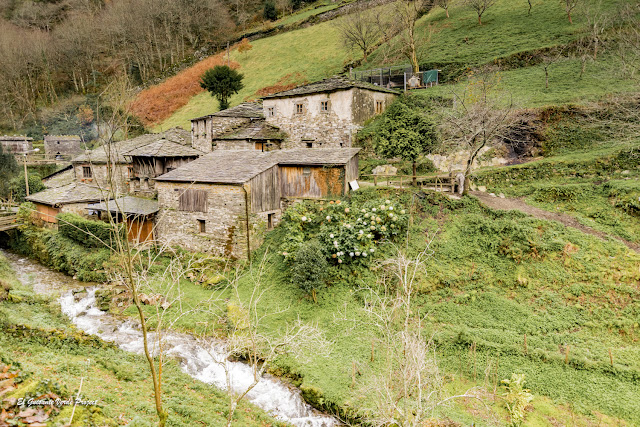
left=622, top=170, right=630, bottom=175
left=489, top=193, right=496, bottom=197
left=372, top=165, right=397, bottom=176
left=499, top=193, right=505, bottom=198
left=478, top=186, right=487, bottom=192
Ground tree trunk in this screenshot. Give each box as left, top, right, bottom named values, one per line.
left=478, top=14, right=482, bottom=25
left=568, top=11, right=573, bottom=24
left=412, top=161, right=417, bottom=186
left=445, top=8, right=449, bottom=18
left=545, top=67, right=549, bottom=88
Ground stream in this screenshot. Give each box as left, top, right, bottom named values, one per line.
left=2, top=250, right=338, bottom=427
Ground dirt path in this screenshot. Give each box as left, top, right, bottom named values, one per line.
left=469, top=191, right=640, bottom=253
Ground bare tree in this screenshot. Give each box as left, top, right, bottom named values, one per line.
left=614, top=3, right=640, bottom=79
left=388, top=0, right=435, bottom=74
left=526, top=0, right=533, bottom=16
left=466, top=0, right=497, bottom=25
left=436, top=0, right=451, bottom=18
left=200, top=251, right=332, bottom=427
left=440, top=72, right=517, bottom=195
left=354, top=242, right=486, bottom=426
left=335, top=7, right=382, bottom=61
left=541, top=48, right=564, bottom=88
left=561, top=0, right=581, bottom=24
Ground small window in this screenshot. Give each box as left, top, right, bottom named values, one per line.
left=267, top=213, right=274, bottom=230
left=306, top=142, right=313, bottom=148
left=303, top=166, right=311, bottom=176
left=128, top=166, right=134, bottom=177
left=179, top=189, right=208, bottom=212
left=82, top=166, right=92, bottom=178
left=198, top=219, right=206, bottom=233
left=375, top=100, right=384, bottom=114
left=295, top=103, right=304, bottom=114
left=57, top=141, right=60, bottom=144
left=320, top=101, right=329, bottom=112
left=267, top=107, right=275, bottom=117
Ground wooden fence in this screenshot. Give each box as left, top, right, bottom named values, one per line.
left=0, top=201, right=20, bottom=232
left=361, top=173, right=457, bottom=193
left=14, top=153, right=73, bottom=165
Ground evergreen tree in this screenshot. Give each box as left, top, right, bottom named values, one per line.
left=200, top=66, right=244, bottom=111
left=263, top=1, right=278, bottom=21
left=0, top=146, right=19, bottom=199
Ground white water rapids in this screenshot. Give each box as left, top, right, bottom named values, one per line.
left=4, top=251, right=338, bottom=427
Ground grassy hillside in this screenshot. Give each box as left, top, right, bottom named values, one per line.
left=153, top=0, right=637, bottom=129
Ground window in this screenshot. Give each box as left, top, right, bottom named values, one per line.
left=320, top=101, right=329, bottom=112
left=295, top=103, right=304, bottom=114
left=198, top=219, right=206, bottom=233
left=128, top=166, right=134, bottom=177
left=306, top=142, right=313, bottom=148
left=267, top=213, right=274, bottom=230
left=375, top=100, right=384, bottom=114
left=179, top=189, right=208, bottom=212
left=303, top=166, right=311, bottom=176
left=267, top=107, right=275, bottom=117
left=82, top=166, right=92, bottom=178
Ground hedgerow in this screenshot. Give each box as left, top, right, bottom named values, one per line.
left=57, top=212, right=125, bottom=248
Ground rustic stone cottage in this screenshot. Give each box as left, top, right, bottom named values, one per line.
left=154, top=148, right=360, bottom=258
left=26, top=183, right=105, bottom=224
left=0, top=136, right=33, bottom=154
left=262, top=77, right=398, bottom=148
left=123, top=139, right=204, bottom=196
left=70, top=128, right=190, bottom=193
left=213, top=121, right=284, bottom=152
left=88, top=196, right=159, bottom=243
left=44, top=135, right=84, bottom=159
left=191, top=103, right=266, bottom=153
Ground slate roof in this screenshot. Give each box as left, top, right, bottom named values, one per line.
left=88, top=196, right=159, bottom=216
left=191, top=103, right=264, bottom=121
left=0, top=135, right=33, bottom=141
left=262, top=77, right=399, bottom=99
left=42, top=165, right=74, bottom=188
left=124, top=139, right=204, bottom=157
left=218, top=121, right=284, bottom=141
left=155, top=148, right=360, bottom=184
left=72, top=128, right=191, bottom=164
left=26, top=183, right=106, bottom=206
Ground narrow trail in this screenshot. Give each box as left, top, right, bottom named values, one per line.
left=469, top=191, right=640, bottom=253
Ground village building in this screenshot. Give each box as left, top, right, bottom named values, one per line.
left=154, top=148, right=359, bottom=258
left=123, top=139, right=204, bottom=197
left=262, top=77, right=398, bottom=149
left=191, top=103, right=265, bottom=153
left=88, top=196, right=159, bottom=243
left=44, top=135, right=84, bottom=159
left=0, top=136, right=33, bottom=154
left=213, top=121, right=284, bottom=152
left=26, top=183, right=105, bottom=224
left=70, top=128, right=190, bottom=193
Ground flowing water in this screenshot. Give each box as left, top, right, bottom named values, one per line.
left=3, top=250, right=338, bottom=427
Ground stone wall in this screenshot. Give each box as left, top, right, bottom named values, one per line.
left=352, top=88, right=397, bottom=124
left=0, top=137, right=33, bottom=154
left=73, top=163, right=130, bottom=194
left=191, top=116, right=251, bottom=152
left=44, top=135, right=83, bottom=158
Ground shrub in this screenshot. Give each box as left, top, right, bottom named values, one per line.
left=57, top=213, right=124, bottom=248
left=291, top=240, right=327, bottom=302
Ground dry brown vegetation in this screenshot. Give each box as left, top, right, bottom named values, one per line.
left=130, top=54, right=241, bottom=126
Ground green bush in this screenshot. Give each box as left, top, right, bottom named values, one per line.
left=57, top=213, right=125, bottom=248
left=291, top=240, right=327, bottom=302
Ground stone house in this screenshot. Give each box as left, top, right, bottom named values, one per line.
left=262, top=77, right=398, bottom=149
left=0, top=136, right=33, bottom=154
left=44, top=135, right=84, bottom=159
left=70, top=128, right=190, bottom=193
left=191, top=103, right=266, bottom=153
left=26, top=183, right=105, bottom=224
left=88, top=196, right=159, bottom=243
left=123, top=139, right=204, bottom=196
left=154, top=148, right=359, bottom=258
left=213, top=121, right=284, bottom=152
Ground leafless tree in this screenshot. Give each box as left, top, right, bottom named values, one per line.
left=526, top=0, right=533, bottom=16
left=199, top=251, right=332, bottom=427
left=561, top=0, right=581, bottom=24
left=391, top=0, right=435, bottom=73
left=353, top=241, right=487, bottom=426
left=541, top=48, right=565, bottom=88
left=614, top=3, right=640, bottom=79
left=436, top=0, right=451, bottom=18
left=335, top=7, right=383, bottom=61
left=439, top=71, right=517, bottom=195
left=466, top=0, right=497, bottom=25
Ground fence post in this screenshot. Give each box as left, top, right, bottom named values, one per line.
left=374, top=175, right=377, bottom=186
left=400, top=176, right=403, bottom=189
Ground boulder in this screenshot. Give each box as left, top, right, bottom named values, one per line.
left=372, top=165, right=397, bottom=176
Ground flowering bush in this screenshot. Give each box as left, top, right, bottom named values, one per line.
left=279, top=197, right=408, bottom=265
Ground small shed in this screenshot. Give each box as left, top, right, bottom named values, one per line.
left=44, top=135, right=84, bottom=159
left=25, top=183, right=105, bottom=223
left=0, top=136, right=33, bottom=154
left=191, top=102, right=264, bottom=153
left=124, top=138, right=204, bottom=196
left=213, top=121, right=284, bottom=152
left=88, top=196, right=159, bottom=243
